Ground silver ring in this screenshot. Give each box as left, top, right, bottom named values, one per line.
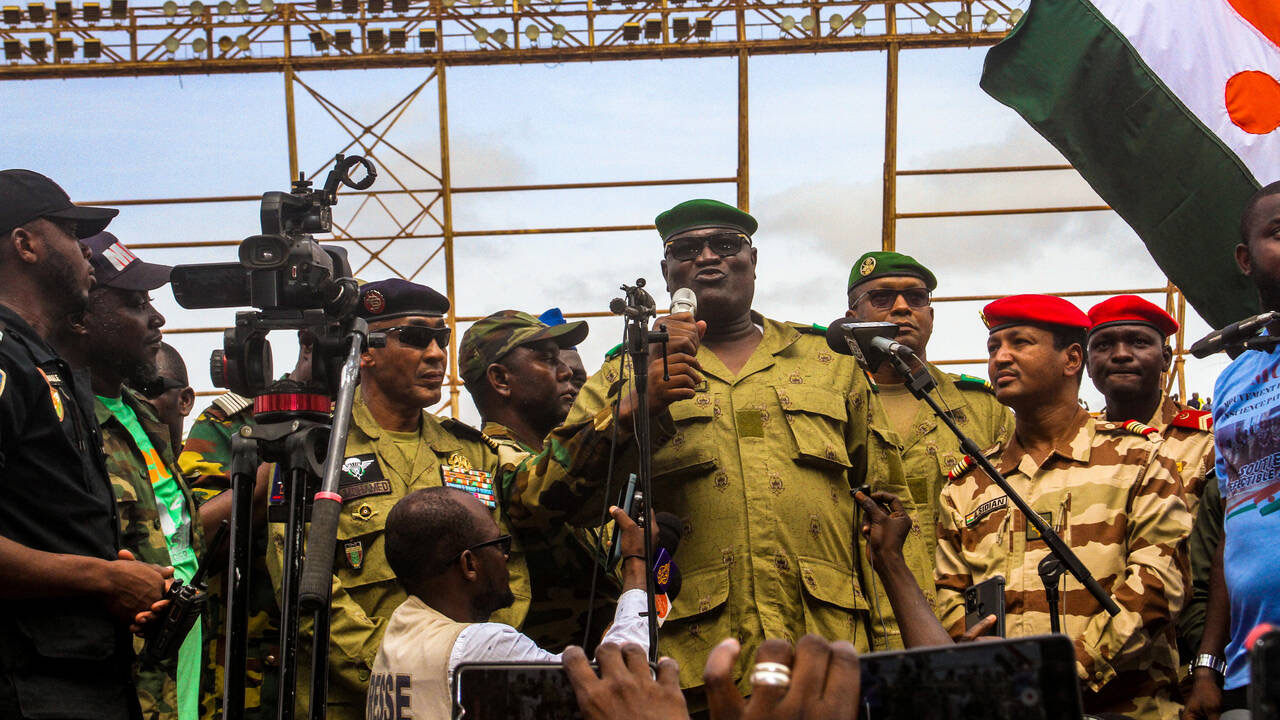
left=753, top=662, right=791, bottom=675
left=750, top=662, right=791, bottom=688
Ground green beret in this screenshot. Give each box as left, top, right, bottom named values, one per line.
left=847, top=251, right=937, bottom=292
left=655, top=199, right=757, bottom=243
left=459, top=310, right=589, bottom=386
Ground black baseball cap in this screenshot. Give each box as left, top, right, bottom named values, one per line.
left=84, top=232, right=172, bottom=291
left=0, top=169, right=118, bottom=238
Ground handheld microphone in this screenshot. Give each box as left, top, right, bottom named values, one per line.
left=652, top=511, right=683, bottom=626
left=1190, top=311, right=1280, bottom=358
left=670, top=287, right=697, bottom=317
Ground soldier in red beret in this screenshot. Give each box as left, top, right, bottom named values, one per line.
left=935, top=294, right=1192, bottom=720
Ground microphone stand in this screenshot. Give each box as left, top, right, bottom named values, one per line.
left=877, top=345, right=1121, bottom=627
left=610, top=279, right=668, bottom=664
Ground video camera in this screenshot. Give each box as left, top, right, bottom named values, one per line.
left=169, top=154, right=376, bottom=398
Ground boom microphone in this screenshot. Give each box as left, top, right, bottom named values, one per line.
left=1190, top=311, right=1280, bottom=358
left=670, top=287, right=697, bottom=317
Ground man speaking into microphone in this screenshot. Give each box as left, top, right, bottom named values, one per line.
left=506, top=199, right=907, bottom=710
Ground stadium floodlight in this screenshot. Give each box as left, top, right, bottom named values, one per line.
left=471, top=26, right=486, bottom=42
left=390, top=0, right=405, bottom=11
left=490, top=0, right=502, bottom=7
left=851, top=10, right=865, bottom=29
left=83, top=2, right=101, bottom=21
left=367, top=0, right=382, bottom=12
left=26, top=2, right=45, bottom=22
left=417, top=26, right=434, bottom=47
left=955, top=9, right=968, bottom=26
left=3, top=5, right=21, bottom=23
left=523, top=23, right=536, bottom=41
left=53, top=35, right=72, bottom=57
left=28, top=36, right=46, bottom=55
left=673, top=16, right=689, bottom=36
left=694, top=15, right=710, bottom=37
left=778, top=14, right=793, bottom=31
left=333, top=27, right=352, bottom=49
left=259, top=0, right=272, bottom=11
left=191, top=35, right=206, bottom=51
left=1009, top=8, right=1023, bottom=24
left=367, top=27, right=384, bottom=49
left=550, top=22, right=564, bottom=40
left=308, top=29, right=326, bottom=48
left=491, top=27, right=506, bottom=44
left=109, top=0, right=125, bottom=18
left=83, top=35, right=100, bottom=56
left=643, top=17, right=658, bottom=39
left=163, top=35, right=179, bottom=52
left=4, top=37, right=22, bottom=58
left=982, top=8, right=996, bottom=25
left=340, top=0, right=355, bottom=14
left=217, top=0, right=230, bottom=15
left=216, top=33, right=230, bottom=50
left=798, top=13, right=813, bottom=31
left=189, top=0, right=204, bottom=15
left=925, top=9, right=939, bottom=27
left=315, top=0, right=331, bottom=13
left=53, top=0, right=69, bottom=20
left=234, top=32, right=247, bottom=49
left=621, top=21, right=638, bottom=41
left=388, top=27, right=404, bottom=47
left=162, top=0, right=176, bottom=16
left=827, top=13, right=841, bottom=32
left=234, top=0, right=247, bottom=11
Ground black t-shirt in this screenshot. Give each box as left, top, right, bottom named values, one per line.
left=0, top=304, right=137, bottom=720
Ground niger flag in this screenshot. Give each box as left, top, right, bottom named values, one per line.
left=981, top=0, right=1280, bottom=330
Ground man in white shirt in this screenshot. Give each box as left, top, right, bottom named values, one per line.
left=366, top=486, right=651, bottom=720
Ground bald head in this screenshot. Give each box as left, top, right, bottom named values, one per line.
left=385, top=487, right=491, bottom=593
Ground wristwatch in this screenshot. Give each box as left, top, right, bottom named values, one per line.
left=1189, top=653, right=1227, bottom=679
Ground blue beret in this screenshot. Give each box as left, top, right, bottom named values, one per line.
left=358, top=278, right=449, bottom=320
left=538, top=307, right=567, bottom=327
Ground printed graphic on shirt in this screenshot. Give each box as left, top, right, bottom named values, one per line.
left=366, top=672, right=413, bottom=720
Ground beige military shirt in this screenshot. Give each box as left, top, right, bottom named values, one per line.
left=267, top=389, right=530, bottom=720
left=936, top=409, right=1192, bottom=720
left=511, top=315, right=909, bottom=695
left=861, top=364, right=1013, bottom=649
left=1144, top=396, right=1214, bottom=513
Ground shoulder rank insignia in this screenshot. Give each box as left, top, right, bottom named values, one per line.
left=604, top=342, right=624, bottom=360
left=1171, top=408, right=1213, bottom=432
left=782, top=321, right=825, bottom=336
left=953, top=374, right=995, bottom=394
left=440, top=418, right=500, bottom=452
left=1122, top=419, right=1161, bottom=438
left=947, top=454, right=975, bottom=481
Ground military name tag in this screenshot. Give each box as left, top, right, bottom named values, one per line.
left=965, top=495, right=1008, bottom=527
left=342, top=480, right=392, bottom=502
left=441, top=464, right=496, bottom=508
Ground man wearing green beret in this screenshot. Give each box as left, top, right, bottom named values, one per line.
left=845, top=251, right=1013, bottom=647
left=506, top=198, right=909, bottom=707
left=459, top=310, right=620, bottom=651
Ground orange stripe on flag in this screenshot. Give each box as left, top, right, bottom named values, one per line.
left=1228, top=0, right=1280, bottom=50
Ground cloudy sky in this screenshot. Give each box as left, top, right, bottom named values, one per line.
left=1, top=37, right=1234, bottom=427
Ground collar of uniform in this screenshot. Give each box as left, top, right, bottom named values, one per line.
left=696, top=313, right=800, bottom=383
left=0, top=301, right=58, bottom=364
left=898, top=362, right=970, bottom=444
left=1148, top=395, right=1181, bottom=431
left=479, top=420, right=532, bottom=452
left=350, top=386, right=463, bottom=454
left=996, top=406, right=1092, bottom=475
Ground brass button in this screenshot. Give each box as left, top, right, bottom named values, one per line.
left=265, top=654, right=279, bottom=668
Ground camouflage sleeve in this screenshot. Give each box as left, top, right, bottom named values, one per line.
left=934, top=484, right=971, bottom=636
left=179, top=408, right=238, bottom=494
left=1073, top=454, right=1191, bottom=692
left=503, top=356, right=674, bottom=530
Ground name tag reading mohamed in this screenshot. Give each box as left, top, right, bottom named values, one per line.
left=441, top=465, right=497, bottom=509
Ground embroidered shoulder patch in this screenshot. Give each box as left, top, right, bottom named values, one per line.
left=964, top=495, right=1008, bottom=527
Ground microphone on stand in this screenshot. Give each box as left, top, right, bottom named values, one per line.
left=669, top=287, right=697, bottom=317
left=1190, top=311, right=1280, bottom=358
left=824, top=319, right=899, bottom=372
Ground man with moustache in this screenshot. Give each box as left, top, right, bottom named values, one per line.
left=271, top=279, right=699, bottom=719
left=936, top=294, right=1191, bottom=720
left=0, top=170, right=170, bottom=720
left=506, top=199, right=908, bottom=705
left=459, top=310, right=618, bottom=650
left=844, top=251, right=1013, bottom=647
left=66, top=232, right=206, bottom=720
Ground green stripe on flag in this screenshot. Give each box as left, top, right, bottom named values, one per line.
left=979, top=0, right=1261, bottom=330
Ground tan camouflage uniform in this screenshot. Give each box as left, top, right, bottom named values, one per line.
left=97, top=388, right=207, bottom=720
left=1144, top=396, right=1215, bottom=513
left=936, top=408, right=1192, bottom=720
left=178, top=391, right=281, bottom=720
left=863, top=363, right=1013, bottom=648
left=505, top=316, right=910, bottom=698
left=481, top=421, right=621, bottom=652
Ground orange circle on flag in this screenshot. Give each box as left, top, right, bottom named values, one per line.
left=1226, top=70, right=1280, bottom=135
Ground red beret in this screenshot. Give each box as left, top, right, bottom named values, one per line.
left=1087, top=295, right=1179, bottom=338
left=981, top=294, right=1090, bottom=333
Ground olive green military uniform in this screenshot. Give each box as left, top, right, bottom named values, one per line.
left=482, top=421, right=621, bottom=652
left=506, top=315, right=910, bottom=698
left=178, top=391, right=282, bottom=720
left=936, top=409, right=1192, bottom=720
left=1178, top=473, right=1222, bottom=664
left=266, top=389, right=532, bottom=720
left=98, top=388, right=207, bottom=720
left=863, top=364, right=1013, bottom=648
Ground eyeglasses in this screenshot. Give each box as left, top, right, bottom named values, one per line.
left=664, top=232, right=751, bottom=262
left=454, top=534, right=512, bottom=562
left=385, top=324, right=451, bottom=350
left=140, top=376, right=187, bottom=399
left=851, top=288, right=932, bottom=310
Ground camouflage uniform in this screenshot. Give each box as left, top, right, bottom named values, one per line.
left=178, top=391, right=282, bottom=720
left=506, top=316, right=909, bottom=697
left=936, top=409, right=1192, bottom=720
left=1142, top=396, right=1214, bottom=513
left=862, top=364, right=1013, bottom=649
left=97, top=388, right=207, bottom=720
left=482, top=421, right=620, bottom=652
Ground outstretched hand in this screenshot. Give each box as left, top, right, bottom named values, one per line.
left=563, top=643, right=688, bottom=720
left=705, top=635, right=860, bottom=720
left=854, top=490, right=912, bottom=572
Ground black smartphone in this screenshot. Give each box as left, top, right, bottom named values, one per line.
left=858, top=634, right=1082, bottom=720
left=964, top=574, right=1007, bottom=638
left=453, top=661, right=655, bottom=719
left=607, top=473, right=639, bottom=571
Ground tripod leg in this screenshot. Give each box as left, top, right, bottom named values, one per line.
left=222, top=436, right=257, bottom=720
left=309, top=592, right=332, bottom=720
left=277, top=467, right=309, bottom=720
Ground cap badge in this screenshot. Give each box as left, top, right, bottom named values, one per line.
left=859, top=257, right=877, bottom=277
left=102, top=242, right=137, bottom=271
left=362, top=290, right=386, bottom=315
left=978, top=310, right=990, bottom=329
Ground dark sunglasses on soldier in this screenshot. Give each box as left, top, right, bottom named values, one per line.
left=386, top=324, right=451, bottom=350
left=139, top=376, right=186, bottom=399
left=852, top=288, right=932, bottom=310
left=664, top=232, right=751, bottom=262
left=453, top=534, right=512, bottom=562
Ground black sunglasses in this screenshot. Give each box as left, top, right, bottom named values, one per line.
left=851, top=288, right=932, bottom=310
left=140, top=376, right=187, bottom=399
left=664, top=232, right=751, bottom=262
left=385, top=324, right=451, bottom=350
left=454, top=534, right=512, bottom=562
